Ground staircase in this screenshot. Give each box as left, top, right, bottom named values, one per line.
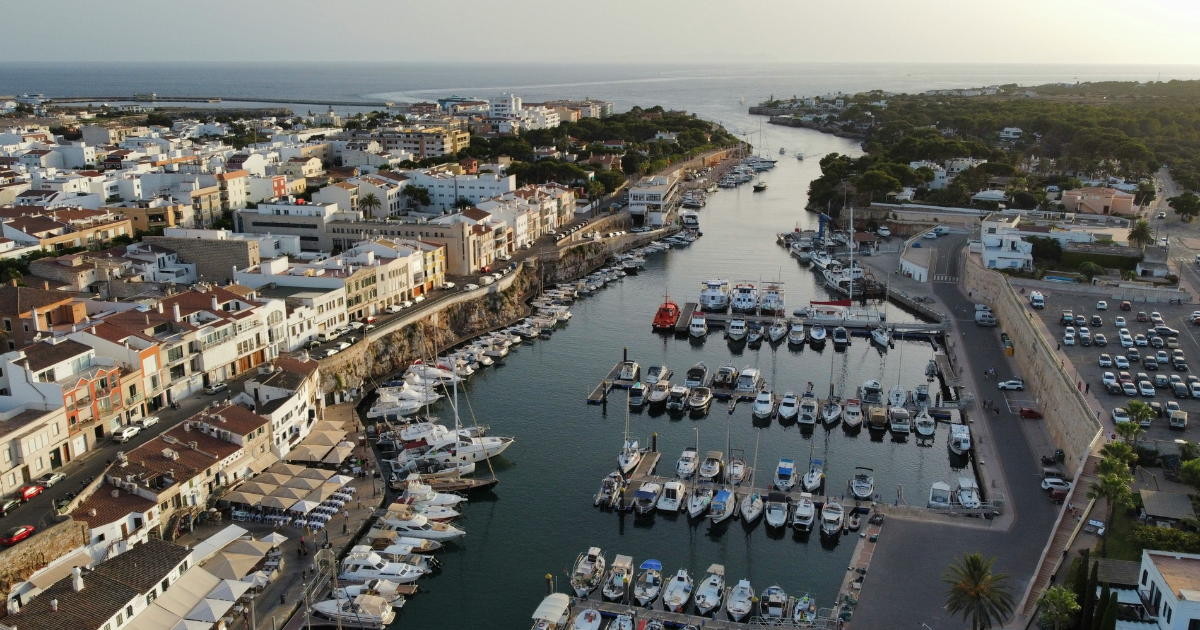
left=1019, top=455, right=1100, bottom=618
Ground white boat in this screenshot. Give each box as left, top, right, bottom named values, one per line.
left=802, top=459, right=824, bottom=493
left=793, top=594, right=818, bottom=625
left=313, top=594, right=396, bottom=627
left=832, top=326, right=850, bottom=347
left=618, top=438, right=643, bottom=475
left=570, top=547, right=606, bottom=597
left=687, top=387, right=713, bottom=415
left=726, top=452, right=749, bottom=486
left=888, top=386, right=907, bottom=408
left=787, top=322, right=806, bottom=345
left=843, top=398, right=864, bottom=429
left=851, top=467, right=875, bottom=501
left=777, top=391, right=799, bottom=422
left=735, top=367, right=762, bottom=393
left=708, top=489, right=736, bottom=523
left=774, top=458, right=797, bottom=490
left=371, top=508, right=465, bottom=541
left=950, top=424, right=971, bottom=455
left=333, top=580, right=408, bottom=610
left=388, top=499, right=459, bottom=522
left=531, top=593, right=571, bottom=630
left=913, top=383, right=931, bottom=409
left=731, top=283, right=758, bottom=313
left=821, top=398, right=842, bottom=424
left=633, top=482, right=663, bottom=514
left=618, top=361, right=639, bottom=381
left=820, top=499, right=845, bottom=537
left=339, top=551, right=427, bottom=584
left=699, top=280, right=730, bottom=312
left=739, top=492, right=763, bottom=522
left=761, top=585, right=788, bottom=622
left=792, top=493, right=816, bottom=531
left=684, top=363, right=708, bottom=387
left=699, top=450, right=724, bottom=482
left=768, top=319, right=788, bottom=343
left=727, top=317, right=747, bottom=341
left=798, top=393, right=818, bottom=425
left=665, top=385, right=690, bottom=412
left=726, top=579, right=755, bottom=622
left=629, top=382, right=648, bottom=408
left=645, top=365, right=669, bottom=385
left=657, top=481, right=684, bottom=512
left=663, top=569, right=694, bottom=613
left=929, top=481, right=952, bottom=509
left=634, top=560, right=664, bottom=607
left=759, top=283, right=785, bottom=315
left=914, top=409, right=936, bottom=437
left=687, top=485, right=714, bottom=518
left=747, top=321, right=764, bottom=344
left=647, top=380, right=670, bottom=406
left=861, top=380, right=883, bottom=405
left=407, top=363, right=462, bottom=385
left=871, top=327, right=890, bottom=347
left=676, top=447, right=699, bottom=478
left=888, top=406, right=912, bottom=434
left=425, top=435, right=514, bottom=464
left=764, top=492, right=790, bottom=528
left=694, top=564, right=726, bottom=616
left=571, top=609, right=603, bottom=630
left=808, top=324, right=827, bottom=345
left=594, top=470, right=624, bottom=507
left=400, top=478, right=467, bottom=507
left=711, top=363, right=738, bottom=390
left=688, top=312, right=708, bottom=337
left=751, top=390, right=775, bottom=419
left=877, top=225, right=891, bottom=237
left=602, top=555, right=635, bottom=601
left=957, top=477, right=982, bottom=509
left=610, top=613, right=634, bottom=630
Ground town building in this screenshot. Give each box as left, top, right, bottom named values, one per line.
left=0, top=403, right=71, bottom=498
left=1133, top=550, right=1200, bottom=629
left=627, top=174, right=680, bottom=228
left=1060, top=187, right=1136, bottom=216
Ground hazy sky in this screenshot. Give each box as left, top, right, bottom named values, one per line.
left=6, top=0, right=1200, bottom=64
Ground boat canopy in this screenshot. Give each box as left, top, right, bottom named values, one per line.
left=811, top=459, right=823, bottom=466
left=707, top=564, right=726, bottom=576
left=611, top=555, right=633, bottom=570
left=705, top=450, right=724, bottom=460
left=713, top=490, right=732, bottom=504
left=634, top=489, right=657, bottom=500
left=531, top=593, right=571, bottom=621
left=639, top=559, right=663, bottom=571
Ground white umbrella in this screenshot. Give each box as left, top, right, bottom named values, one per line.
left=260, top=532, right=288, bottom=545
left=328, top=474, right=355, bottom=486
left=290, top=500, right=320, bottom=514
left=169, top=619, right=213, bottom=630
left=185, top=598, right=234, bottom=623
left=207, top=579, right=253, bottom=601
left=242, top=571, right=271, bottom=588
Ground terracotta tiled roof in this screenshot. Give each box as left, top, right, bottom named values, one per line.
left=193, top=404, right=269, bottom=435
left=0, top=285, right=74, bottom=315
left=71, top=483, right=157, bottom=527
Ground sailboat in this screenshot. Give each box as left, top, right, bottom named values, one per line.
left=887, top=334, right=908, bottom=408
left=423, top=332, right=513, bottom=466
left=802, top=459, right=824, bottom=493
left=618, top=392, right=644, bottom=475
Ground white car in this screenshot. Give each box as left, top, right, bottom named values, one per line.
left=442, top=282, right=456, bottom=290
left=1114, top=355, right=1130, bottom=369
left=1112, top=407, right=1130, bottom=423
left=1041, top=478, right=1073, bottom=492
left=335, top=341, right=351, bottom=351
left=414, top=295, right=426, bottom=303
left=1115, top=317, right=1126, bottom=327
left=1063, top=331, right=1075, bottom=346
left=1098, top=354, right=1113, bottom=368
left=1192, top=382, right=1200, bottom=399
left=462, top=284, right=479, bottom=291
left=1119, top=332, right=1134, bottom=348
left=1096, top=301, right=1107, bottom=311
left=137, top=415, right=159, bottom=428
left=1102, top=372, right=1117, bottom=387
left=1139, top=381, right=1155, bottom=397
left=998, top=379, right=1025, bottom=391
left=115, top=425, right=141, bottom=443
left=36, top=472, right=67, bottom=488
left=1135, top=334, right=1148, bottom=347
left=385, top=305, right=402, bottom=314
left=204, top=382, right=228, bottom=395
left=324, top=348, right=340, bottom=358
left=923, top=231, right=938, bottom=239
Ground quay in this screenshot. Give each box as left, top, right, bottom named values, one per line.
left=587, top=357, right=640, bottom=404
left=564, top=599, right=839, bottom=629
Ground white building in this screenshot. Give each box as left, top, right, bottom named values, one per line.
left=627, top=174, right=680, bottom=228
left=401, top=169, right=517, bottom=212
left=999, top=127, right=1023, bottom=140
left=489, top=94, right=523, bottom=119
left=1135, top=550, right=1200, bottom=629
left=909, top=160, right=948, bottom=189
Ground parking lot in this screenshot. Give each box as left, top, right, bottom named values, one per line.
left=1028, top=290, right=1199, bottom=445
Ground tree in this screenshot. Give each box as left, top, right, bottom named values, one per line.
left=854, top=169, right=903, bottom=201
left=1127, top=219, right=1153, bottom=250
left=359, top=193, right=381, bottom=216
left=943, top=553, right=1015, bottom=630
left=1169, top=192, right=1200, bottom=222
left=584, top=180, right=605, bottom=200
left=1072, top=549, right=1091, bottom=609
left=1079, top=261, right=1106, bottom=281
left=1080, top=560, right=1098, bottom=629
left=1037, top=586, right=1080, bottom=630
left=1088, top=473, right=1134, bottom=556
left=454, top=197, right=474, bottom=211
left=1028, top=236, right=1063, bottom=263
left=1182, top=458, right=1200, bottom=492
left=1100, top=441, right=1137, bottom=470
left=1118, top=404, right=1149, bottom=451
left=402, top=185, right=432, bottom=207
left=1179, top=440, right=1199, bottom=462
left=1098, top=593, right=1117, bottom=630
left=1092, top=583, right=1110, bottom=630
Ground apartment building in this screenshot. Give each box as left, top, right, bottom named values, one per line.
left=145, top=227, right=300, bottom=284
left=401, top=169, right=517, bottom=212
left=1, top=211, right=132, bottom=252
left=1060, top=187, right=1136, bottom=216
left=198, top=169, right=248, bottom=211
left=235, top=199, right=350, bottom=253
left=240, top=357, right=322, bottom=457
left=281, top=156, right=323, bottom=179
left=234, top=247, right=407, bottom=322
left=349, top=174, right=405, bottom=217
left=0, top=285, right=81, bottom=350
left=313, top=181, right=359, bottom=212
left=245, top=174, right=288, bottom=203
left=628, top=174, right=680, bottom=228
left=378, top=127, right=470, bottom=159
left=255, top=284, right=347, bottom=350
left=0, top=403, right=71, bottom=498
left=81, top=124, right=149, bottom=146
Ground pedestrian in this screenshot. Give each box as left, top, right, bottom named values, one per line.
left=1085, top=382, right=1090, bottom=394
left=1057, top=342, right=1060, bottom=351
left=357, top=497, right=362, bottom=509
left=1061, top=359, right=1064, bottom=368
left=343, top=509, right=350, bottom=519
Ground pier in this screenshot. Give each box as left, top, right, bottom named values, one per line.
left=564, top=599, right=839, bottom=629
left=616, top=451, right=663, bottom=511
left=675, top=302, right=698, bottom=334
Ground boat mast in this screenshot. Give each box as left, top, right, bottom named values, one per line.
left=751, top=430, right=760, bottom=486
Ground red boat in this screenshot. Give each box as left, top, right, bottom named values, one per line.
left=652, top=296, right=681, bottom=330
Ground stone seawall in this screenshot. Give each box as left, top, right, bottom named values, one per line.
left=0, top=519, right=88, bottom=607
left=964, top=254, right=1102, bottom=475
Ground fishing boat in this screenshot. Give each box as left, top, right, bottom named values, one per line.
left=928, top=481, right=952, bottom=508
left=699, top=279, right=730, bottom=312
left=313, top=594, right=396, bottom=627
left=684, top=362, right=709, bottom=387
left=777, top=391, right=799, bottom=422
left=735, top=367, right=762, bottom=394
left=688, top=311, right=708, bottom=337
left=687, top=485, right=714, bottom=518
left=832, top=326, right=850, bottom=347
left=731, top=283, right=758, bottom=313
left=645, top=365, right=670, bottom=385
left=652, top=296, right=681, bottom=330
left=662, top=569, right=694, bottom=612
left=851, top=467, right=875, bottom=501
left=712, top=363, right=738, bottom=390
left=774, top=458, right=797, bottom=490
left=768, top=319, right=788, bottom=343
left=634, top=560, right=664, bottom=607
left=888, top=406, right=912, bottom=434
left=570, top=548, right=606, bottom=597
left=787, top=322, right=806, bottom=345
left=820, top=499, right=845, bottom=537
left=871, top=327, right=890, bottom=347
left=914, top=408, right=936, bottom=437
left=665, top=385, right=690, bottom=412
left=759, top=283, right=785, bottom=315
left=821, top=397, right=842, bottom=424
left=761, top=586, right=788, bottom=622
left=802, top=459, right=824, bottom=493
left=657, top=481, right=684, bottom=512
left=792, top=494, right=816, bottom=531
left=571, top=609, right=603, bottom=630
left=687, top=387, right=714, bottom=415
left=694, top=565, right=726, bottom=616
left=709, top=489, right=736, bottom=523
left=751, top=390, right=775, bottom=419
left=628, top=382, right=647, bottom=408
left=602, top=555, right=635, bottom=601
left=843, top=398, right=863, bottom=429
left=633, top=482, right=663, bottom=514
left=594, top=471, right=624, bottom=507
left=740, top=492, right=763, bottom=522
left=861, top=380, right=883, bottom=405
left=726, top=579, right=755, bottom=622
left=798, top=392, right=818, bottom=425
left=957, top=477, right=982, bottom=509
left=699, top=450, right=724, bottom=482
left=727, top=316, right=748, bottom=341
left=764, top=492, right=790, bottom=528
left=808, top=324, right=827, bottom=346
left=793, top=594, right=818, bottom=625
left=949, top=424, right=971, bottom=455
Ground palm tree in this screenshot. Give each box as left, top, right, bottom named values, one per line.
left=1100, top=441, right=1137, bottom=469
left=1087, top=473, right=1133, bottom=556
left=359, top=193, right=382, bottom=216
left=1037, top=586, right=1080, bottom=630
left=1127, top=219, right=1153, bottom=251
left=1113, top=410, right=1147, bottom=453
left=943, top=553, right=1015, bottom=630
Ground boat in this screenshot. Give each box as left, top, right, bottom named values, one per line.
left=570, top=548, right=606, bottom=597
left=759, top=283, right=785, bottom=315
left=694, top=564, right=726, bottom=616
left=787, top=322, right=806, bottom=345
left=877, top=225, right=891, bottom=237
left=680, top=209, right=700, bottom=229
left=929, top=481, right=952, bottom=509
left=313, top=594, right=396, bottom=627
left=791, top=494, right=816, bottom=531
left=957, top=477, right=982, bottom=509
left=871, top=327, right=890, bottom=347
left=688, top=311, right=708, bottom=337
left=768, top=319, right=788, bottom=343
left=727, top=316, right=747, bottom=341
left=339, top=551, right=427, bottom=584
left=950, top=424, right=971, bottom=455
left=798, top=392, right=818, bottom=425
left=761, top=586, right=788, bottom=622
left=726, top=579, right=755, bottom=622
left=645, top=365, right=670, bottom=385
left=777, top=391, right=799, bottom=422
left=808, top=324, right=827, bottom=346
left=861, top=380, right=883, bottom=405
left=370, top=508, right=465, bottom=541
left=888, top=406, right=912, bottom=434
left=333, top=580, right=408, bottom=611
left=662, top=569, right=694, bottom=612
left=832, top=326, right=850, bottom=347
left=665, top=385, right=690, bottom=412
left=888, top=385, right=907, bottom=408
left=752, top=182, right=768, bottom=192
left=868, top=405, right=887, bottom=430
left=629, top=382, right=648, bottom=408
left=571, top=609, right=603, bottom=630
left=676, top=447, right=699, bottom=478
left=652, top=297, right=681, bottom=330
left=684, top=362, right=709, bottom=387
left=793, top=594, right=818, bottom=625
left=739, top=492, right=763, bottom=522
left=820, top=499, right=845, bottom=537
left=687, top=485, right=714, bottom=518
left=699, top=280, right=730, bottom=312
left=634, top=560, right=664, bottom=607
left=699, top=450, right=724, bottom=482
left=764, top=492, right=790, bottom=528
left=618, top=361, right=639, bottom=382
left=633, top=482, right=663, bottom=514
left=712, top=363, right=738, bottom=390
left=731, top=283, right=758, bottom=313
left=609, top=613, right=634, bottom=630
left=594, top=471, right=624, bottom=508
left=848, top=511, right=862, bottom=531
left=747, top=321, right=764, bottom=344
left=735, top=367, right=762, bottom=394
left=821, top=398, right=842, bottom=424
left=687, top=387, right=714, bottom=415
left=400, top=478, right=466, bottom=507
left=709, top=489, right=736, bottom=523
left=843, top=398, right=863, bottom=429
left=657, top=481, right=684, bottom=512
left=751, top=391, right=775, bottom=419
left=851, top=467, right=875, bottom=501
left=618, top=436, right=643, bottom=475
left=802, top=459, right=824, bottom=492
left=780, top=147, right=786, bottom=154
left=914, top=408, right=936, bottom=437
left=647, top=380, right=671, bottom=406
left=726, top=450, right=749, bottom=485
left=913, top=383, right=931, bottom=409
left=602, top=555, right=635, bottom=601
left=926, top=359, right=940, bottom=379
left=774, top=458, right=797, bottom=490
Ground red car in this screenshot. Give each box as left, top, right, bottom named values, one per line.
left=1137, top=312, right=1150, bottom=322
left=1019, top=407, right=1044, bottom=419
left=1119, top=301, right=1132, bottom=311
left=17, top=484, right=43, bottom=502
left=1, top=525, right=34, bottom=546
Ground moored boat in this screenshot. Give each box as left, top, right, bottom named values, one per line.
left=634, top=559, right=664, bottom=607
left=570, top=548, right=606, bottom=597
left=662, top=569, right=694, bottom=613
left=764, top=492, right=790, bottom=528
left=652, top=296, right=681, bottom=330
left=850, top=467, right=875, bottom=501
left=820, top=499, right=845, bottom=537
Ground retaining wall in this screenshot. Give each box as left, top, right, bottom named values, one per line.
left=0, top=519, right=88, bottom=605
left=1006, top=276, right=1190, bottom=304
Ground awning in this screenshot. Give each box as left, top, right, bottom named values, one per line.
left=190, top=525, right=248, bottom=564
left=298, top=468, right=335, bottom=481
left=285, top=445, right=330, bottom=463
left=283, top=476, right=323, bottom=490
left=236, top=482, right=278, bottom=496
left=204, top=554, right=260, bottom=581
left=259, top=496, right=297, bottom=511
left=260, top=532, right=288, bottom=545
left=207, top=579, right=252, bottom=602
left=170, top=620, right=214, bottom=630
left=248, top=452, right=279, bottom=475
left=265, top=462, right=306, bottom=476
left=254, top=473, right=293, bottom=486
left=185, top=598, right=235, bottom=623
left=328, top=474, right=355, bottom=486
left=322, top=443, right=354, bottom=464
left=303, top=482, right=343, bottom=504
left=290, top=500, right=320, bottom=514
left=531, top=593, right=571, bottom=622
left=242, top=571, right=271, bottom=588
left=124, top=602, right=184, bottom=630
left=150, top=569, right=220, bottom=617
left=269, top=486, right=308, bottom=500
left=303, top=430, right=345, bottom=447
left=222, top=491, right=263, bottom=507
left=222, top=540, right=273, bottom=558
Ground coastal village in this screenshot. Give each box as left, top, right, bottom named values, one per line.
left=0, top=77, right=1197, bottom=630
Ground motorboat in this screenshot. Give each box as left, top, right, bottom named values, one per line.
left=768, top=319, right=788, bottom=343
left=634, top=559, right=664, bottom=607
left=570, top=548, right=606, bottom=597
left=339, top=551, right=427, bottom=584
left=761, top=585, right=788, bottom=622
left=751, top=390, right=775, bottom=419
left=662, top=569, right=694, bottom=613
left=571, top=609, right=603, bottom=630
left=926, top=359, right=940, bottom=379
left=724, top=578, right=753, bottom=619
left=871, top=327, right=890, bottom=347
left=684, top=362, right=709, bottom=387
left=820, top=499, right=845, bottom=537
left=609, top=612, right=634, bottom=630
left=913, top=383, right=931, bottom=409
left=652, top=297, right=680, bottom=330
left=929, top=481, right=952, bottom=508
left=792, top=493, right=816, bottom=531
left=731, top=283, right=758, bottom=313
left=957, top=477, right=982, bottom=509
left=848, top=511, right=862, bottom=531
left=752, top=181, right=768, bottom=192
left=949, top=424, right=971, bottom=455
left=594, top=471, right=625, bottom=508
left=851, top=467, right=875, bottom=501
left=726, top=451, right=749, bottom=486
left=843, top=398, right=863, bottom=429
left=808, top=324, right=827, bottom=346
left=861, top=380, right=883, bottom=405
left=694, top=564, right=726, bottom=616
left=647, top=380, right=671, bottom=406
left=793, top=594, right=818, bottom=626
left=699, top=450, right=724, bottom=482
left=888, top=386, right=907, bottom=408
left=759, top=283, right=785, bottom=315
left=688, top=311, right=708, bottom=337
left=618, top=438, right=644, bottom=475
left=629, top=382, right=648, bottom=408
left=687, top=485, right=714, bottom=518
left=727, top=316, right=748, bottom=341
left=699, top=279, right=730, bottom=312
left=687, top=387, right=713, bottom=415
left=787, top=322, right=806, bottom=345
left=389, top=499, right=459, bottom=523
left=877, top=225, right=891, bottom=237
left=370, top=509, right=465, bottom=541
left=764, top=492, right=790, bottom=528
left=739, top=492, right=763, bottom=522
left=657, top=481, right=684, bottom=512
left=821, top=398, right=842, bottom=424
left=735, top=367, right=762, bottom=394
left=777, top=391, right=799, bottom=422
left=775, top=458, right=797, bottom=490
left=645, top=365, right=670, bottom=385
left=712, top=363, right=738, bottom=390
left=832, top=326, right=850, bottom=347
left=798, top=393, right=818, bottom=425
left=400, top=478, right=467, bottom=507
left=333, top=580, right=408, bottom=611
left=867, top=406, right=887, bottom=430
left=602, top=555, right=635, bottom=601
left=888, top=406, right=912, bottom=434
left=677, top=447, right=699, bottom=478
left=531, top=593, right=571, bottom=630
left=802, top=459, right=824, bottom=493
left=618, top=361, right=639, bottom=382
left=709, top=489, right=736, bottom=523
left=665, top=385, right=690, bottom=412
left=914, top=409, right=936, bottom=437
left=747, top=321, right=764, bottom=345
left=313, top=594, right=396, bottom=627
left=633, top=482, right=663, bottom=514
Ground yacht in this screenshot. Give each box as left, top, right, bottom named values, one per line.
left=751, top=390, right=775, bottom=419
left=861, top=380, right=884, bottom=405
left=957, top=477, right=982, bottom=509
left=570, top=548, right=606, bottom=597
left=808, top=324, right=827, bottom=346
left=768, top=319, right=788, bottom=343
left=633, top=560, right=664, bottom=607
left=647, top=380, right=671, bottom=407
left=735, top=367, right=762, bottom=394
left=313, top=594, right=396, bottom=627
left=871, top=327, right=890, bottom=347
left=339, top=551, right=428, bottom=584
left=684, top=362, right=709, bottom=387
left=657, top=481, right=685, bottom=512
left=602, top=556, right=635, bottom=602
left=726, top=579, right=755, bottom=622
left=727, top=316, right=748, bottom=341
left=687, top=387, right=713, bottom=415
left=821, top=398, right=842, bottom=424
left=820, top=499, right=845, bottom=537
left=594, top=471, right=625, bottom=508
left=712, top=363, right=738, bottom=390
left=790, top=238, right=814, bottom=263
left=618, top=437, right=644, bottom=475
left=633, top=482, right=663, bottom=514
left=759, top=283, right=785, bottom=315
left=333, top=580, right=408, bottom=611
left=677, top=447, right=699, bottom=478
left=662, top=569, right=694, bottom=613
left=843, top=398, right=863, bottom=429
left=888, top=386, right=907, bottom=408
left=731, top=283, right=758, bottom=313
left=645, top=365, right=670, bottom=385
left=761, top=586, right=788, bottom=622
left=698, top=280, right=730, bottom=312
left=687, top=485, right=714, bottom=518
left=628, top=382, right=648, bottom=408
left=708, top=490, right=736, bottom=524
left=739, top=492, right=763, bottom=522
left=798, top=392, right=818, bottom=425
left=665, top=385, right=690, bottom=412
left=370, top=509, right=465, bottom=541
left=764, top=492, right=790, bottom=528
left=791, top=494, right=816, bottom=531
left=832, top=326, right=850, bottom=347
left=787, top=322, right=806, bottom=345
left=802, top=459, right=824, bottom=493
left=726, top=451, right=749, bottom=486
left=777, top=391, right=799, bottom=422
left=914, top=409, right=937, bottom=437
left=699, top=450, right=724, bottom=482
left=774, top=458, right=797, bottom=490
left=949, top=424, right=972, bottom=455
left=694, top=565, right=727, bottom=616
left=688, top=311, right=708, bottom=337
left=888, top=406, right=912, bottom=434
left=929, top=481, right=952, bottom=509
left=680, top=210, right=700, bottom=230
left=618, top=361, right=639, bottom=382
left=851, top=467, right=875, bottom=501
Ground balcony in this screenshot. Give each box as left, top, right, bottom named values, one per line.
left=202, top=335, right=234, bottom=350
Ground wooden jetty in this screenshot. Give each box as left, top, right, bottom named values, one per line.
left=616, top=451, right=662, bottom=511
left=588, top=361, right=633, bottom=404
left=702, top=312, right=946, bottom=334
left=565, top=599, right=838, bottom=629
left=675, top=302, right=698, bottom=334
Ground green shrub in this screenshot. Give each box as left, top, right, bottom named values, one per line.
left=1129, top=525, right=1200, bottom=554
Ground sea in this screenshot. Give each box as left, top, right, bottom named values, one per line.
left=5, top=62, right=1199, bottom=627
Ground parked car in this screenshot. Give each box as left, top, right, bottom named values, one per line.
left=1114, top=355, right=1130, bottom=369
left=1174, top=382, right=1190, bottom=398
left=442, top=281, right=457, bottom=289
left=35, top=472, right=66, bottom=488
left=1122, top=382, right=1138, bottom=396
left=1, top=525, right=35, bottom=546
left=1137, top=311, right=1150, bottom=322
left=17, top=484, right=43, bottom=502
left=1096, top=301, right=1107, bottom=310
left=1139, top=381, right=1156, bottom=397
left=997, top=379, right=1025, bottom=391
left=1127, top=349, right=1141, bottom=362
left=462, top=284, right=479, bottom=291
left=1091, top=315, right=1103, bottom=326
left=1094, top=333, right=1107, bottom=347
left=1019, top=407, right=1044, bottom=419
left=1098, top=354, right=1113, bottom=368
left=1119, top=301, right=1132, bottom=311
left=136, top=415, right=159, bottom=428
left=204, top=382, right=228, bottom=395
left=324, top=348, right=340, bottom=358
left=1042, top=478, right=1073, bottom=492
left=1112, top=407, right=1130, bottom=423
left=1102, top=371, right=1117, bottom=386
left=114, top=425, right=141, bottom=443
left=0, top=498, right=20, bottom=517
left=335, top=341, right=351, bottom=351
left=1115, top=317, right=1126, bottom=327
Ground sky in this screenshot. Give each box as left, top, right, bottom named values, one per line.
left=6, top=0, right=1200, bottom=64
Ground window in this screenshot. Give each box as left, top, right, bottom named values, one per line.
left=126, top=606, right=133, bottom=619
left=1142, top=570, right=1148, bottom=586
left=162, top=578, right=170, bottom=591
left=36, top=369, right=55, bottom=383
left=97, top=533, right=105, bottom=542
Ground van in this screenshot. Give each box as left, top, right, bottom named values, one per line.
left=974, top=304, right=992, bottom=313
left=479, top=275, right=495, bottom=286
left=1030, top=292, right=1044, bottom=309
left=1169, top=410, right=1188, bottom=429
left=933, top=225, right=950, bottom=236
left=317, top=331, right=338, bottom=343
left=974, top=312, right=997, bottom=326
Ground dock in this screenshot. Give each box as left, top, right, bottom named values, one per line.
left=588, top=361, right=632, bottom=404
left=700, top=312, right=947, bottom=334
left=675, top=302, right=698, bottom=334
left=616, top=451, right=663, bottom=511
left=565, top=599, right=839, bottom=629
